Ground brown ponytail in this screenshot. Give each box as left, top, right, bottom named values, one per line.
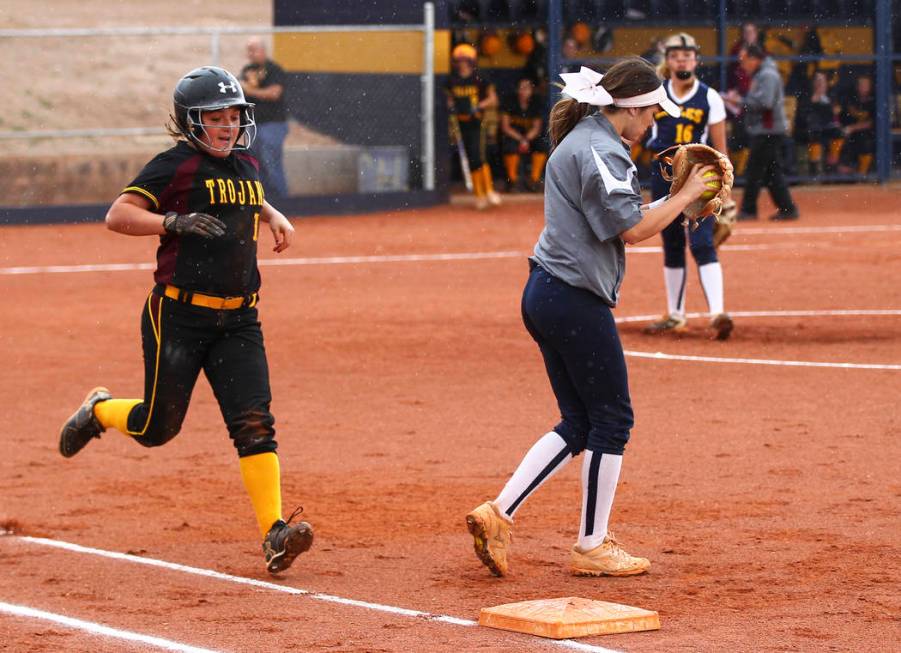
left=548, top=98, right=593, bottom=148
left=548, top=57, right=662, bottom=147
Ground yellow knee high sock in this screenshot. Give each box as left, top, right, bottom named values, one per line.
left=530, top=152, right=548, bottom=183
left=858, top=153, right=873, bottom=174
left=827, top=138, right=844, bottom=164
left=808, top=142, right=823, bottom=163
left=481, top=164, right=496, bottom=193
left=94, top=399, right=141, bottom=435
left=503, top=154, right=520, bottom=183
left=472, top=164, right=486, bottom=197
left=733, top=148, right=749, bottom=176
left=239, top=452, right=283, bottom=538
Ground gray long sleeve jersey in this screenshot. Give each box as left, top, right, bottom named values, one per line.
left=531, top=112, right=643, bottom=307
left=743, top=57, right=788, bottom=136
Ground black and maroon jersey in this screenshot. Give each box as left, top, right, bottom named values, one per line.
left=446, top=71, right=489, bottom=122
left=122, top=141, right=265, bottom=297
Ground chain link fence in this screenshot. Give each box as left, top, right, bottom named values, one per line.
left=0, top=11, right=436, bottom=211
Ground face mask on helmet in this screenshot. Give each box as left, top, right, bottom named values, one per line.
left=185, top=105, right=257, bottom=152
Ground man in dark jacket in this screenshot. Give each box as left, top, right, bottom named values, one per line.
left=726, top=45, right=799, bottom=221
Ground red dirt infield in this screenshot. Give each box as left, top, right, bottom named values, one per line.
left=1, top=185, right=899, bottom=652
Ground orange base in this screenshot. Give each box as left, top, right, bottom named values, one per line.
left=479, top=596, right=660, bottom=639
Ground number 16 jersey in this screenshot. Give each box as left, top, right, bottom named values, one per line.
left=645, top=79, right=726, bottom=153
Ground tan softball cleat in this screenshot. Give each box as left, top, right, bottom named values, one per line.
left=643, top=314, right=687, bottom=335
left=570, top=534, right=650, bottom=577
left=465, top=501, right=512, bottom=577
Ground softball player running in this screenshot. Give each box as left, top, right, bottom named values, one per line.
left=466, top=59, right=717, bottom=577
left=58, top=66, right=312, bottom=575
left=644, top=33, right=734, bottom=340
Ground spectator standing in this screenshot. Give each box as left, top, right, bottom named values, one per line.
left=241, top=37, right=289, bottom=199
left=726, top=23, right=765, bottom=174
left=728, top=22, right=765, bottom=95
left=727, top=45, right=799, bottom=221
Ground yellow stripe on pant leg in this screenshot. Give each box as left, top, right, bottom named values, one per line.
left=239, top=452, right=283, bottom=538
left=134, top=294, right=163, bottom=437
left=94, top=399, right=141, bottom=435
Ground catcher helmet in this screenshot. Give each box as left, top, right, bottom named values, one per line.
left=172, top=66, right=256, bottom=152
left=664, top=33, right=699, bottom=55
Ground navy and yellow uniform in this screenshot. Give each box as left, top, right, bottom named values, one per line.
left=793, top=92, right=842, bottom=174
left=119, top=142, right=275, bottom=452
left=643, top=77, right=730, bottom=334
left=840, top=93, right=875, bottom=174
left=646, top=79, right=726, bottom=271
left=446, top=70, right=490, bottom=170
left=500, top=93, right=548, bottom=189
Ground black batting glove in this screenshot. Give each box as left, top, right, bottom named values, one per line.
left=163, top=212, right=226, bottom=239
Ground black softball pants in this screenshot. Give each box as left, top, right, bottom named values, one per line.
left=740, top=134, right=797, bottom=215
left=125, top=290, right=277, bottom=457
left=521, top=263, right=634, bottom=456
left=457, top=118, right=484, bottom=170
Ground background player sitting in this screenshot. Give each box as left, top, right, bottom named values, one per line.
left=500, top=77, right=548, bottom=192
left=838, top=75, right=876, bottom=176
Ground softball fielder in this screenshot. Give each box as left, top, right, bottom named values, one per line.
left=466, top=59, right=717, bottom=576
left=58, top=66, right=312, bottom=575
left=644, top=33, right=733, bottom=340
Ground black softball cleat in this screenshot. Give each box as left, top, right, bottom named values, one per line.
left=58, top=387, right=111, bottom=458
left=263, top=508, right=314, bottom=574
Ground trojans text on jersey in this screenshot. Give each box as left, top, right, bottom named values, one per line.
left=204, top=178, right=265, bottom=206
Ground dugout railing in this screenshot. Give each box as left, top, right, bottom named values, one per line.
left=452, top=0, right=899, bottom=185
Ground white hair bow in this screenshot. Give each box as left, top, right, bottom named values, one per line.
left=559, top=66, right=614, bottom=106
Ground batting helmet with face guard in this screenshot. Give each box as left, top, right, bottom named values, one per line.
left=172, top=66, right=256, bottom=151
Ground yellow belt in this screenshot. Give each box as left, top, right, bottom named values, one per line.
left=164, top=285, right=257, bottom=310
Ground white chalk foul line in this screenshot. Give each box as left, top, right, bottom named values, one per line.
left=0, top=236, right=864, bottom=276
left=12, top=535, right=622, bottom=653
left=0, top=600, right=222, bottom=653
left=735, top=224, right=901, bottom=235
left=615, top=309, right=901, bottom=324
left=0, top=252, right=522, bottom=275
left=623, top=350, right=901, bottom=370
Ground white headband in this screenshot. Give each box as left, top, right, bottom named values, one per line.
left=559, top=66, right=680, bottom=118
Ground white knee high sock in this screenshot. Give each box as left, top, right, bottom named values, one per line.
left=494, top=431, right=573, bottom=521
left=577, top=451, right=623, bottom=551
left=663, top=266, right=687, bottom=317
left=698, top=262, right=724, bottom=315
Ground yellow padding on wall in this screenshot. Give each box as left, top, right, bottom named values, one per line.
left=275, top=30, right=450, bottom=74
